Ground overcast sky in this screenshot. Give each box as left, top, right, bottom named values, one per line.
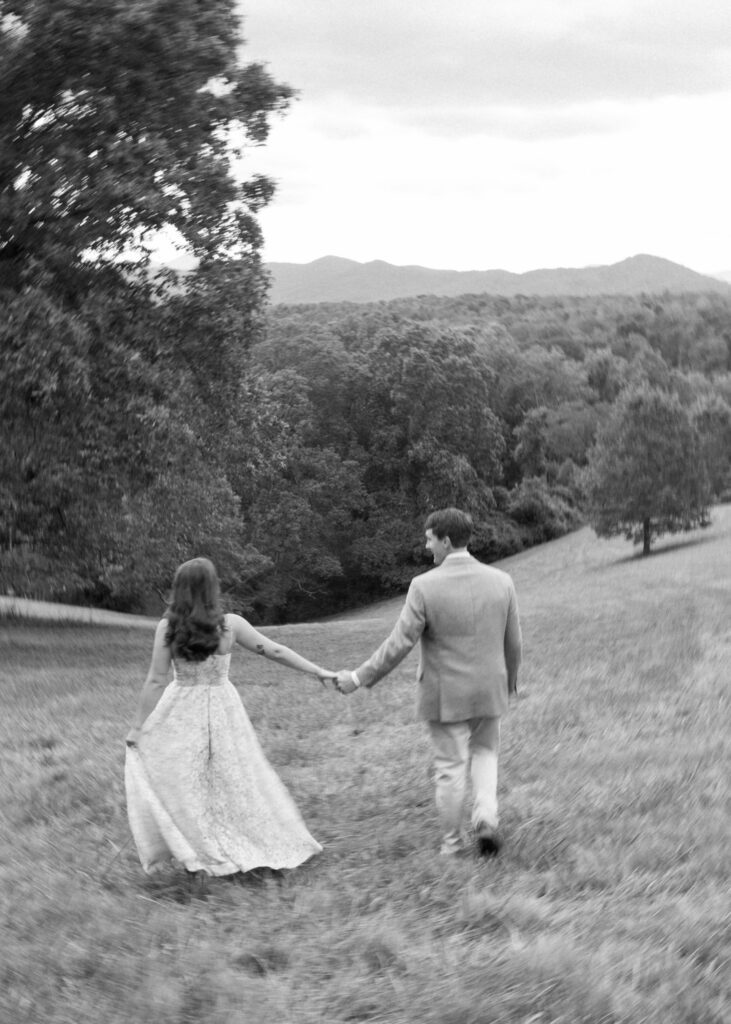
left=227, top=0, right=731, bottom=274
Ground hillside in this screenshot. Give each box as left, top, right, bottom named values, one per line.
left=265, top=253, right=731, bottom=305
left=1, top=508, right=729, bottom=1023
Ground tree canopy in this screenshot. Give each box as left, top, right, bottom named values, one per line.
left=0, top=1, right=292, bottom=609
left=5, top=264, right=731, bottom=615
left=0, top=0, right=292, bottom=290
left=583, top=384, right=711, bottom=554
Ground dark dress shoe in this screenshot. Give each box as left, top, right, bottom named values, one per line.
left=476, top=827, right=502, bottom=857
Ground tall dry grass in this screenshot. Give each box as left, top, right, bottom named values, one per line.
left=1, top=509, right=729, bottom=1023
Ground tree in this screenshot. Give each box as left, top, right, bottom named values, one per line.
left=370, top=325, right=505, bottom=491
left=584, top=384, right=710, bottom=555
left=0, top=278, right=266, bottom=607
left=0, top=0, right=292, bottom=289
left=0, top=1, right=291, bottom=603
left=513, top=407, right=550, bottom=478
left=691, top=394, right=731, bottom=498
left=584, top=348, right=629, bottom=404
left=229, top=368, right=368, bottom=621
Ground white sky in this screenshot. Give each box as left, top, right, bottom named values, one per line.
left=202, top=1, right=731, bottom=274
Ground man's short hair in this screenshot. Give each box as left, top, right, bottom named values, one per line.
left=424, top=507, right=473, bottom=548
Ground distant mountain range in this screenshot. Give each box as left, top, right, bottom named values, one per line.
left=265, top=254, right=731, bottom=305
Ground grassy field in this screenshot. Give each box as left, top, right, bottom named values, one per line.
left=1, top=510, right=729, bottom=1024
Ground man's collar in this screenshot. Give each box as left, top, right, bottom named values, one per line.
left=444, top=549, right=471, bottom=560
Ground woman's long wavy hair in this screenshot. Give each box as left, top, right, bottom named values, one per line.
left=165, top=558, right=226, bottom=662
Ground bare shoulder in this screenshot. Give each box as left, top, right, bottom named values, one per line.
left=225, top=612, right=257, bottom=640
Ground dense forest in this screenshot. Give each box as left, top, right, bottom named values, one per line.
left=244, top=289, right=731, bottom=618
left=2, top=3, right=730, bottom=623
left=4, top=280, right=731, bottom=622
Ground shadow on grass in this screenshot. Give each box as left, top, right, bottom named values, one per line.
left=596, top=530, right=716, bottom=569
left=130, top=866, right=287, bottom=904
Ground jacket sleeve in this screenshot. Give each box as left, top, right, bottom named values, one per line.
left=504, top=581, right=522, bottom=695
left=355, top=580, right=426, bottom=688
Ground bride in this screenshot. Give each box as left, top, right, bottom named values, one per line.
left=125, top=557, right=333, bottom=877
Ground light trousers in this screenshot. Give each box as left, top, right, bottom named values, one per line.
left=427, top=716, right=501, bottom=851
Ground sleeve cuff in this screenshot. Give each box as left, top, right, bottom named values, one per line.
left=351, top=671, right=362, bottom=689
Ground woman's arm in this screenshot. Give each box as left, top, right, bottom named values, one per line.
left=126, top=619, right=172, bottom=745
left=227, top=613, right=332, bottom=679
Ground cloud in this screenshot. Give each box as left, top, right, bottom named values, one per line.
left=239, top=0, right=731, bottom=118
left=246, top=87, right=731, bottom=274
left=399, top=101, right=629, bottom=141
left=233, top=0, right=731, bottom=276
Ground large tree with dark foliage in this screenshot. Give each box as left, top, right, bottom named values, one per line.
left=0, top=0, right=291, bottom=605
left=0, top=0, right=291, bottom=288
left=584, top=384, right=711, bottom=555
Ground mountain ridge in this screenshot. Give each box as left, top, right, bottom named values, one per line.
left=265, top=253, right=731, bottom=305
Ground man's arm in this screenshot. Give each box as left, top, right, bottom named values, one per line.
left=353, top=580, right=426, bottom=689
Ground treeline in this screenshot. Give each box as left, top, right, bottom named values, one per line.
left=4, top=279, right=730, bottom=623
left=4, top=5, right=730, bottom=623
left=247, top=289, right=731, bottom=617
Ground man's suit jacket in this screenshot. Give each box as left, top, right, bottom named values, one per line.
left=355, top=553, right=522, bottom=722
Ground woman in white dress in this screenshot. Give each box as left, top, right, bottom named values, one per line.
left=125, top=557, right=332, bottom=877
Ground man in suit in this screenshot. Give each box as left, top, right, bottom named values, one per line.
left=335, top=507, right=522, bottom=857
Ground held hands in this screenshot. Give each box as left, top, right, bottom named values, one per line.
left=316, top=669, right=360, bottom=694
left=317, top=669, right=339, bottom=689
left=333, top=669, right=359, bottom=695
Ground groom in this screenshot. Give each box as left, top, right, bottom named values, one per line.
left=335, top=507, right=522, bottom=857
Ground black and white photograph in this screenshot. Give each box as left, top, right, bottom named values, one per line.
left=1, top=2, right=729, bottom=1022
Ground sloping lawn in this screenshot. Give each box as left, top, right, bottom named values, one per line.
left=1, top=509, right=729, bottom=1023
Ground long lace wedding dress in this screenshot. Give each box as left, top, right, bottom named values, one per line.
left=124, top=652, right=322, bottom=875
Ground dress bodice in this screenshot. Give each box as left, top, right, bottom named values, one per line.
left=172, top=652, right=231, bottom=687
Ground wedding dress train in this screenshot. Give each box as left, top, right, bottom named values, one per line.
left=125, top=653, right=321, bottom=875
